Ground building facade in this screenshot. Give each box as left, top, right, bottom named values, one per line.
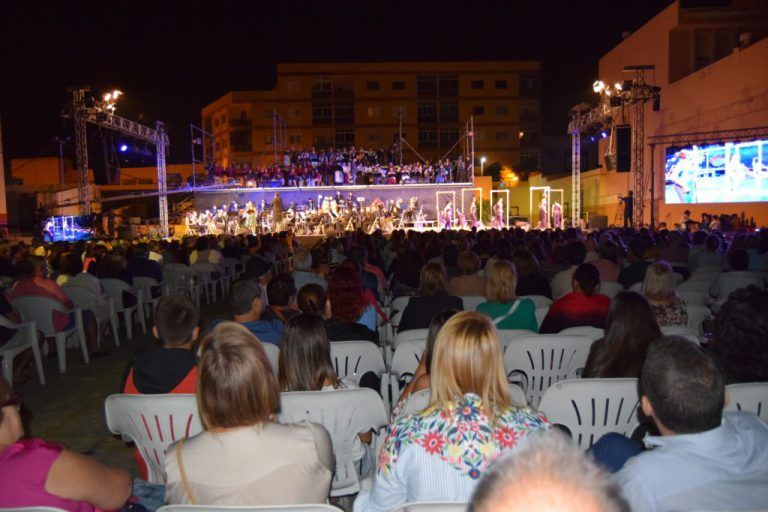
left=201, top=61, right=541, bottom=172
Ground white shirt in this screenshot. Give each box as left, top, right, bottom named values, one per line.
left=709, top=270, right=763, bottom=303
left=616, top=412, right=768, bottom=512
left=551, top=265, right=577, bottom=299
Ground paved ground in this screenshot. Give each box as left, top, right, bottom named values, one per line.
left=17, top=297, right=230, bottom=477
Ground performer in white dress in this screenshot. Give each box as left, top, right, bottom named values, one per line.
left=492, top=198, right=505, bottom=228
left=441, top=200, right=454, bottom=230
left=538, top=196, right=548, bottom=229
left=552, top=201, right=563, bottom=229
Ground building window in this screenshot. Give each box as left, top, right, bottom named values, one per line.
left=418, top=102, right=438, bottom=123
left=366, top=80, right=380, bottom=91
left=440, top=128, right=460, bottom=147
left=520, top=103, right=539, bottom=123
left=315, top=134, right=331, bottom=149
left=495, top=105, right=509, bottom=116
left=369, top=133, right=383, bottom=142
left=439, top=102, right=459, bottom=122
left=418, top=129, right=438, bottom=149
left=230, top=130, right=252, bottom=152
left=287, top=81, right=300, bottom=93
left=417, top=75, right=437, bottom=97
left=203, top=117, right=212, bottom=132
left=520, top=73, right=540, bottom=95
left=495, top=79, right=508, bottom=89
left=312, top=76, right=332, bottom=93
left=312, top=103, right=333, bottom=124
left=520, top=131, right=540, bottom=148
left=496, top=131, right=509, bottom=141
left=334, top=103, right=355, bottom=123
left=694, top=28, right=735, bottom=70
left=472, top=106, right=485, bottom=116
left=470, top=80, right=484, bottom=90
left=438, top=75, right=459, bottom=96
left=392, top=80, right=406, bottom=90
left=289, top=134, right=303, bottom=144
left=367, top=106, right=381, bottom=117
left=335, top=129, right=355, bottom=147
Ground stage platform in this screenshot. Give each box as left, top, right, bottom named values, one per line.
left=192, top=182, right=478, bottom=216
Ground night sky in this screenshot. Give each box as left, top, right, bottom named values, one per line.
left=0, top=0, right=672, bottom=166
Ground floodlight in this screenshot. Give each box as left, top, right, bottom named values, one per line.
left=592, top=80, right=606, bottom=93
left=614, top=82, right=623, bottom=91
left=103, top=93, right=112, bottom=101
left=481, top=156, right=487, bottom=164
left=119, top=144, right=128, bottom=152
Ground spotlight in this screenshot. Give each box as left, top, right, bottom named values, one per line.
left=119, top=144, right=128, bottom=152
left=614, top=82, right=622, bottom=91
left=589, top=135, right=597, bottom=143
left=592, top=80, right=606, bottom=93
left=600, top=131, right=608, bottom=139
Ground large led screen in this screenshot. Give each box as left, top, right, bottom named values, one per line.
left=664, top=139, right=768, bottom=204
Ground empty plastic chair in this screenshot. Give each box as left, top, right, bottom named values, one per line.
left=133, top=276, right=162, bottom=319
left=100, top=278, right=146, bottom=340
left=538, top=378, right=640, bottom=449
left=63, top=284, right=120, bottom=347
left=0, top=317, right=44, bottom=385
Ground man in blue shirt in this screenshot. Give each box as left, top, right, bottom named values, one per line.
left=213, top=279, right=283, bottom=346
left=615, top=336, right=768, bottom=512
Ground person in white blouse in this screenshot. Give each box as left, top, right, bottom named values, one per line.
left=354, top=311, right=550, bottom=511
left=164, top=322, right=333, bottom=505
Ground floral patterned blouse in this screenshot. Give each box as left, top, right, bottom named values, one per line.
left=650, top=297, right=689, bottom=327
left=353, top=393, right=549, bottom=512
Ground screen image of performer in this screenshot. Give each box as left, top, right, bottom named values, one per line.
left=538, top=196, right=548, bottom=229
left=552, top=201, right=563, bottom=229
left=725, top=152, right=749, bottom=200
left=621, top=191, right=634, bottom=228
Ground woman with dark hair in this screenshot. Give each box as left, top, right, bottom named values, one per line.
left=582, top=292, right=661, bottom=378
left=397, top=262, right=463, bottom=332
left=512, top=249, right=552, bottom=299
left=324, top=267, right=378, bottom=343
left=390, top=249, right=423, bottom=297
left=539, top=263, right=611, bottom=334
left=278, top=313, right=343, bottom=392
left=296, top=283, right=330, bottom=318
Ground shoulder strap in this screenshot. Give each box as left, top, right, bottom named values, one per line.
left=176, top=439, right=197, bottom=504
left=493, top=300, right=521, bottom=325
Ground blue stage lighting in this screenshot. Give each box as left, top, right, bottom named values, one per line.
left=119, top=144, right=128, bottom=152
left=600, top=131, right=608, bottom=139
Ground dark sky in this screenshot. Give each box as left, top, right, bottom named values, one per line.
left=0, top=0, right=672, bottom=165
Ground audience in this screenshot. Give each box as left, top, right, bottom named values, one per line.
left=592, top=240, right=620, bottom=284
left=551, top=241, right=587, bottom=299
left=0, top=376, right=132, bottom=510
left=512, top=249, right=552, bottom=299
left=216, top=279, right=284, bottom=346
left=642, top=261, right=688, bottom=327
left=539, top=263, right=610, bottom=333
left=618, top=239, right=652, bottom=289
left=125, top=243, right=164, bottom=289
left=582, top=292, right=661, bottom=378
left=468, top=433, right=628, bottom=512
left=354, top=312, right=549, bottom=511
left=291, top=249, right=326, bottom=289
left=260, top=273, right=299, bottom=323
left=165, top=322, right=333, bottom=505
left=324, top=266, right=378, bottom=342
left=398, top=262, right=463, bottom=332
left=709, top=248, right=762, bottom=305
left=448, top=251, right=487, bottom=296
left=690, top=234, right=723, bottom=273
left=476, top=260, right=537, bottom=331
left=613, top=337, right=768, bottom=511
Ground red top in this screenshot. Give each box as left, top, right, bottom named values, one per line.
left=539, top=291, right=611, bottom=334
left=122, top=366, right=198, bottom=395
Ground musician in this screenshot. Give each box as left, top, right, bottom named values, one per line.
left=272, top=192, right=283, bottom=231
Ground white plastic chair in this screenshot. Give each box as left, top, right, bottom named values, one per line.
left=534, top=307, right=549, bottom=329
left=686, top=305, right=711, bottom=331
left=279, top=388, right=388, bottom=496
left=261, top=342, right=280, bottom=376
left=725, top=382, right=768, bottom=421
left=100, top=278, right=146, bottom=340
left=538, top=378, right=640, bottom=448
left=461, top=295, right=486, bottom=311
left=192, top=262, right=225, bottom=302
left=498, top=329, right=537, bottom=353
left=63, top=284, right=120, bottom=347
left=600, top=281, right=623, bottom=299
left=386, top=338, right=427, bottom=406
left=0, top=316, right=44, bottom=385
left=520, top=295, right=552, bottom=308
left=503, top=334, right=593, bottom=408
left=158, top=505, right=342, bottom=512
left=559, top=326, right=604, bottom=342
left=401, top=384, right=528, bottom=417
left=12, top=296, right=88, bottom=373
left=676, top=290, right=709, bottom=307
left=104, top=393, right=203, bottom=485
left=392, top=328, right=429, bottom=350
left=660, top=325, right=700, bottom=344
left=163, top=265, right=201, bottom=307
left=676, top=279, right=712, bottom=294
left=133, top=276, right=162, bottom=319
left=389, top=296, right=412, bottom=331
left=329, top=341, right=386, bottom=387
left=391, top=503, right=467, bottom=512
left=628, top=282, right=643, bottom=293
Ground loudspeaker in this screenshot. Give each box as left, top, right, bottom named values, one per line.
left=589, top=214, right=608, bottom=230
left=616, top=124, right=632, bottom=173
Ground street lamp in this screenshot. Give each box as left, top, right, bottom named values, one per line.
left=480, top=156, right=487, bottom=176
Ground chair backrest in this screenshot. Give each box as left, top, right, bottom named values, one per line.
left=659, top=325, right=700, bottom=344
left=163, top=268, right=193, bottom=293
left=686, top=305, right=710, bottom=331
left=261, top=342, right=280, bottom=376
left=534, top=307, right=549, bottom=329
left=520, top=295, right=552, bottom=308
left=390, top=339, right=427, bottom=378
left=628, top=282, right=644, bottom=293
left=157, top=506, right=343, bottom=512
left=401, top=384, right=528, bottom=417
left=676, top=290, right=709, bottom=307
left=393, top=328, right=429, bottom=350
left=538, top=378, right=640, bottom=449
left=133, top=276, right=161, bottom=299
left=62, top=284, right=103, bottom=310
left=498, top=329, right=538, bottom=352
left=104, top=393, right=203, bottom=485
left=100, top=278, right=137, bottom=309
left=389, top=295, right=412, bottom=329
left=391, top=503, right=468, bottom=512
left=329, top=341, right=386, bottom=386
left=676, top=279, right=712, bottom=294
left=503, top=334, right=593, bottom=408
left=600, top=281, right=623, bottom=299
left=279, top=388, right=388, bottom=494
left=12, top=296, right=70, bottom=336
left=559, top=326, right=604, bottom=341
left=725, top=382, right=768, bottom=421
left=192, top=262, right=218, bottom=274
left=460, top=295, right=486, bottom=311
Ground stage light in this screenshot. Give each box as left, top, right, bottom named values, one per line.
left=119, top=144, right=128, bottom=152
left=589, top=135, right=597, bottom=143
left=519, top=131, right=525, bottom=139
left=103, top=93, right=112, bottom=101
left=592, top=80, right=606, bottom=93
left=600, top=131, right=608, bottom=139
left=481, top=156, right=487, bottom=163
left=614, top=82, right=623, bottom=91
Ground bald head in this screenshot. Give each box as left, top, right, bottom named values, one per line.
left=469, top=433, right=628, bottom=512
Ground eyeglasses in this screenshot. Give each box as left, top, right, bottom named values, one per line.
left=2, top=394, right=21, bottom=409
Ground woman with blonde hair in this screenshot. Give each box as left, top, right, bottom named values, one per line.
left=354, top=312, right=549, bottom=511
left=643, top=261, right=688, bottom=327
left=476, top=260, right=538, bottom=331
left=398, top=261, right=463, bottom=332
left=165, top=321, right=333, bottom=505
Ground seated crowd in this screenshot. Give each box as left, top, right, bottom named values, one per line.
left=0, top=222, right=767, bottom=511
